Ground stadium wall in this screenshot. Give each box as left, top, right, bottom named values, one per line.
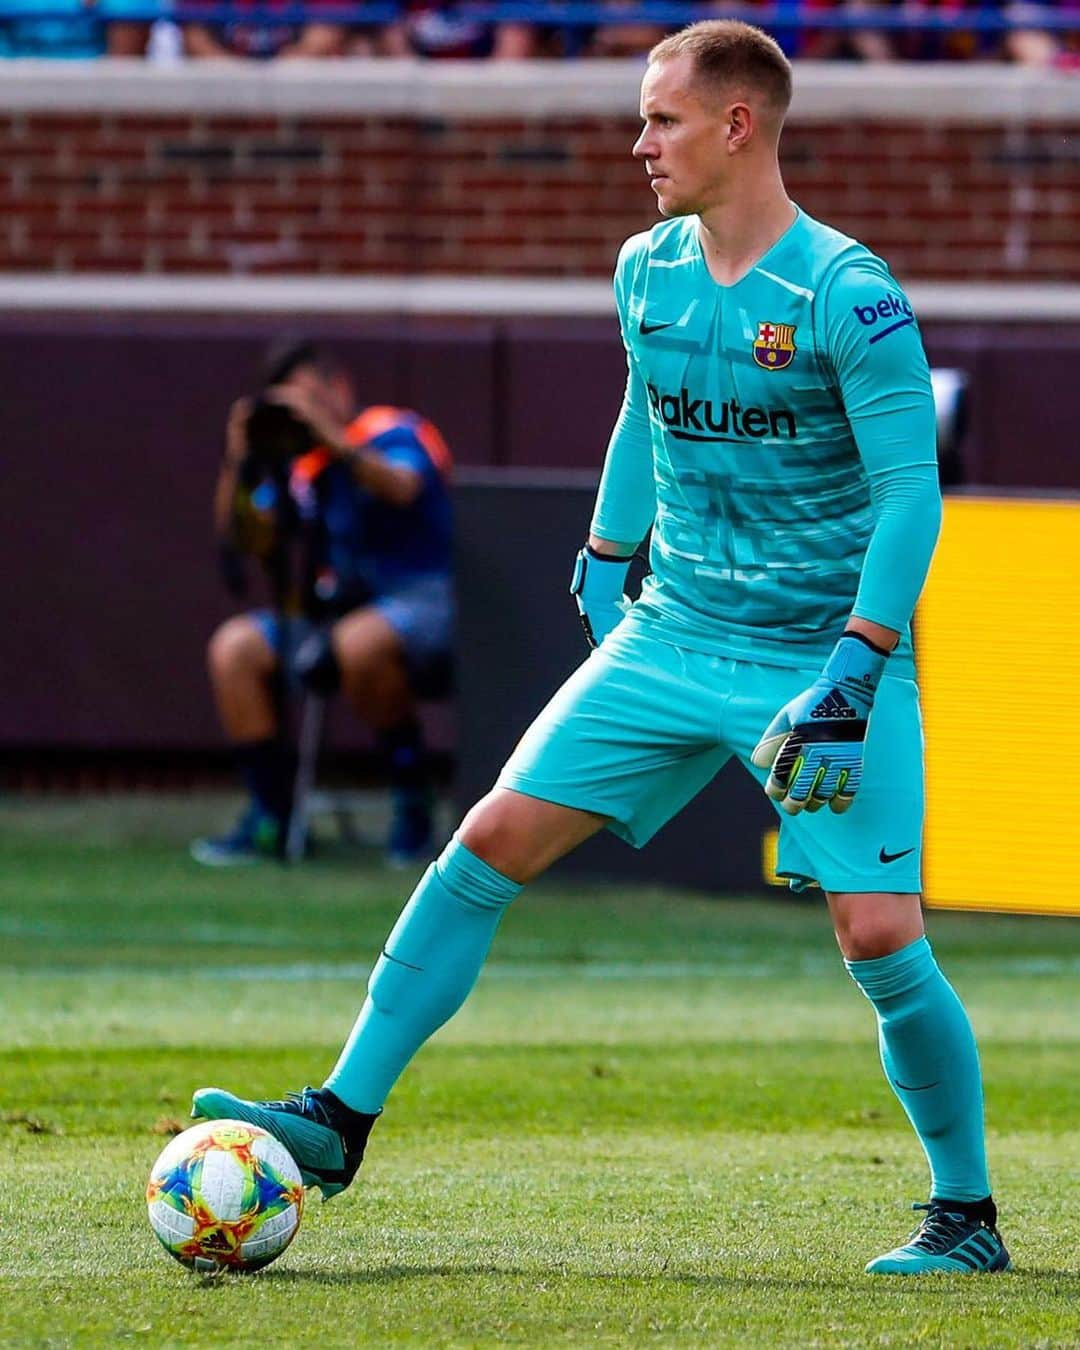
left=0, top=62, right=1077, bottom=280
left=1, top=308, right=1077, bottom=759
left=3, top=313, right=1079, bottom=483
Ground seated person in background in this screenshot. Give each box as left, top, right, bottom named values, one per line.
left=192, top=339, right=454, bottom=867
left=573, top=1, right=859, bottom=62
left=343, top=2, right=412, bottom=56
left=182, top=0, right=344, bottom=58
left=349, top=0, right=533, bottom=58
left=797, top=1, right=899, bottom=62
left=892, top=0, right=1059, bottom=64
left=580, top=1, right=672, bottom=58
left=998, top=0, right=1060, bottom=65
left=0, top=0, right=148, bottom=56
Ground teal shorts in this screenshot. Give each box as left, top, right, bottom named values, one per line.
left=497, top=624, right=924, bottom=895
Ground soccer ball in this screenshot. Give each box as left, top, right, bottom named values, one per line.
left=146, top=1119, right=304, bottom=1272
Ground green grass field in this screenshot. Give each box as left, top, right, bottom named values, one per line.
left=2, top=796, right=1078, bottom=1347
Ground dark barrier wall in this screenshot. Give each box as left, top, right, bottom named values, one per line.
left=453, top=477, right=777, bottom=893
left=2, top=313, right=1078, bottom=752
left=1, top=313, right=1078, bottom=481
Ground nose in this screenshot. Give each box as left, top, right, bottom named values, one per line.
left=632, top=126, right=654, bottom=161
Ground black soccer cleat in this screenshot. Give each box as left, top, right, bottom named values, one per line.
left=191, top=1085, right=377, bottom=1199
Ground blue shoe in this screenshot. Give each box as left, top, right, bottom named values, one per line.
left=191, top=1086, right=376, bottom=1200
left=387, top=787, right=434, bottom=867
left=189, top=805, right=282, bottom=867
left=866, top=1200, right=1011, bottom=1274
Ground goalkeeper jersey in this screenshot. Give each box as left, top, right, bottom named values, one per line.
left=592, top=206, right=939, bottom=679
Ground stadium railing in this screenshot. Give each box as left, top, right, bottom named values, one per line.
left=0, top=0, right=1077, bottom=34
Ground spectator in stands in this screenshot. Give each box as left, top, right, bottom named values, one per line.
left=5, top=0, right=1063, bottom=63
left=382, top=0, right=1063, bottom=67
left=343, top=6, right=410, bottom=56
left=797, top=1, right=899, bottom=62
left=182, top=0, right=347, bottom=58
left=999, top=1, right=1061, bottom=64
left=0, top=0, right=149, bottom=56
left=347, top=1, right=533, bottom=58
left=1059, top=0, right=1080, bottom=67
left=561, top=0, right=902, bottom=63
left=880, top=0, right=1062, bottom=65
left=192, top=339, right=454, bottom=867
left=579, top=2, right=671, bottom=58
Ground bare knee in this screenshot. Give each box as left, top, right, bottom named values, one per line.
left=458, top=792, right=528, bottom=878
left=332, top=609, right=411, bottom=726
left=828, top=892, right=925, bottom=962
left=458, top=789, right=606, bottom=885
left=333, top=609, right=401, bottom=673
left=339, top=638, right=399, bottom=691
left=207, top=616, right=274, bottom=685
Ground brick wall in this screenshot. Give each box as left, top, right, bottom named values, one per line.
left=0, top=110, right=1075, bottom=279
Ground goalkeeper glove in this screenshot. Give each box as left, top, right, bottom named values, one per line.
left=750, top=632, right=888, bottom=815
left=569, top=544, right=631, bottom=649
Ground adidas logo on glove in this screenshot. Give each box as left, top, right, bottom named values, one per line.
left=810, top=690, right=857, bottom=719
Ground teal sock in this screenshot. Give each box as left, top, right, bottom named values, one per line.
left=846, top=935, right=990, bottom=1203
left=323, top=834, right=522, bottom=1115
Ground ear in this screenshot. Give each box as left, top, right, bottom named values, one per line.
left=727, top=101, right=753, bottom=152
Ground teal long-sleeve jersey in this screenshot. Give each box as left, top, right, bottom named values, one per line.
left=592, top=206, right=942, bottom=679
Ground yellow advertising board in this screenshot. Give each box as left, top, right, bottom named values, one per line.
left=761, top=496, right=1080, bottom=916
left=918, top=496, right=1080, bottom=915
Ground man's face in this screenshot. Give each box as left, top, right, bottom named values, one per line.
left=632, top=55, right=733, bottom=218
left=283, top=363, right=354, bottom=424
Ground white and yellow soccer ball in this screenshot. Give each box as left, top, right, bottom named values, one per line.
left=147, top=1119, right=304, bottom=1272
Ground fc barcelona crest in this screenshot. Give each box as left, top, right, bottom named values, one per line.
left=752, top=321, right=797, bottom=371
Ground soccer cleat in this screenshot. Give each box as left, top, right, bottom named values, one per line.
left=866, top=1200, right=1011, bottom=1275
left=191, top=1086, right=375, bottom=1200
left=189, top=805, right=283, bottom=867
left=387, top=786, right=434, bottom=867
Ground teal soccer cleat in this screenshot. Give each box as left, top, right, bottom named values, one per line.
left=191, top=1086, right=376, bottom=1200
left=189, top=805, right=283, bottom=867
left=867, top=1200, right=1011, bottom=1275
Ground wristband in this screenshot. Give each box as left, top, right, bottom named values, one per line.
left=570, top=545, right=632, bottom=600
left=823, top=633, right=888, bottom=707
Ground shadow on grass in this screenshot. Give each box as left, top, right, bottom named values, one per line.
left=263, top=1264, right=854, bottom=1292
left=261, top=1263, right=1080, bottom=1291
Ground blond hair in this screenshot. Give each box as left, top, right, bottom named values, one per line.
left=649, top=20, right=792, bottom=118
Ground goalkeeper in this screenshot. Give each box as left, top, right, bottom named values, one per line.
left=195, top=20, right=1008, bottom=1276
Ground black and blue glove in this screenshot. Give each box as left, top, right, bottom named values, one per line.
left=569, top=545, right=631, bottom=649
left=751, top=632, right=888, bottom=815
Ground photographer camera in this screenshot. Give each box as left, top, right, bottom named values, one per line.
left=192, top=339, right=454, bottom=867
